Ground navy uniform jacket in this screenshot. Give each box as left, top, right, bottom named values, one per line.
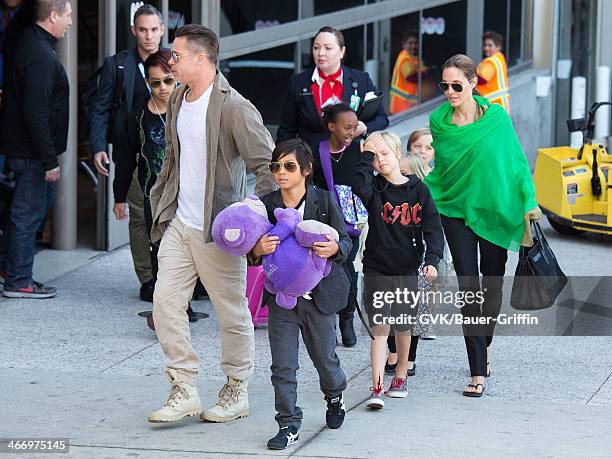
left=259, top=185, right=352, bottom=315
left=88, top=49, right=145, bottom=154
left=276, top=65, right=389, bottom=148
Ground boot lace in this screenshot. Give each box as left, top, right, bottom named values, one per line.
left=216, top=382, right=240, bottom=409
left=164, top=381, right=188, bottom=408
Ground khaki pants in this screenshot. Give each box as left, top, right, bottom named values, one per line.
left=127, top=172, right=153, bottom=284
left=153, top=218, right=254, bottom=386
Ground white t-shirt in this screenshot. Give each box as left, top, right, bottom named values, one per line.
left=176, top=86, right=213, bottom=231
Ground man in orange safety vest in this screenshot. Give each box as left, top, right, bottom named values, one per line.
left=476, top=30, right=510, bottom=113
left=390, top=30, right=427, bottom=114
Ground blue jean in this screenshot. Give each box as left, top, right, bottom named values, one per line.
left=0, top=158, right=55, bottom=288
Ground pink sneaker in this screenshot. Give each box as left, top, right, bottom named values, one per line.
left=386, top=377, right=408, bottom=398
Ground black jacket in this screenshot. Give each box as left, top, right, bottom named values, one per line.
left=259, top=186, right=352, bottom=315
left=113, top=98, right=168, bottom=203
left=88, top=49, right=145, bottom=153
left=353, top=151, right=444, bottom=275
left=0, top=23, right=68, bottom=170
left=276, top=66, right=389, bottom=148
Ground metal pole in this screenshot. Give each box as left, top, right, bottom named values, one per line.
left=466, top=0, right=484, bottom=62
left=162, top=0, right=169, bottom=48
left=201, top=0, right=220, bottom=33
left=54, top=0, right=78, bottom=250
left=105, top=0, right=116, bottom=55
left=96, top=0, right=116, bottom=250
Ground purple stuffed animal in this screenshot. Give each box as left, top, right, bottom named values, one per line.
left=211, top=195, right=273, bottom=256
left=212, top=196, right=339, bottom=309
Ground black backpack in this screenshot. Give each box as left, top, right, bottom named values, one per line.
left=82, top=50, right=128, bottom=123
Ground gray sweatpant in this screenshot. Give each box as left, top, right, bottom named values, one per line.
left=268, top=297, right=347, bottom=430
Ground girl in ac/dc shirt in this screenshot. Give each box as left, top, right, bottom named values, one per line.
left=353, top=131, right=444, bottom=409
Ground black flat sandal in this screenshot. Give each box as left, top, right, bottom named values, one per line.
left=462, top=383, right=485, bottom=398
left=384, top=360, right=397, bottom=375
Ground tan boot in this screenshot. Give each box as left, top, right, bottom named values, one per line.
left=148, top=369, right=202, bottom=423
left=200, top=377, right=249, bottom=422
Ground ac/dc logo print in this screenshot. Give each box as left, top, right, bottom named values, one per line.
left=381, top=202, right=422, bottom=225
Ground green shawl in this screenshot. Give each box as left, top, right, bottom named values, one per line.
left=424, top=96, right=537, bottom=252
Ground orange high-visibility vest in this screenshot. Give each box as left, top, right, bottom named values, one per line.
left=476, top=51, right=510, bottom=113
left=390, top=50, right=420, bottom=114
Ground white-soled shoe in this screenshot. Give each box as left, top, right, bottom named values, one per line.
left=200, top=377, right=249, bottom=422
left=148, top=369, right=202, bottom=423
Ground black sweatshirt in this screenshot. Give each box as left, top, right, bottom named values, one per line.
left=0, top=24, right=68, bottom=170
left=352, top=151, right=444, bottom=275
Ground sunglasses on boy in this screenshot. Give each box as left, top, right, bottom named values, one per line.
left=148, top=77, right=175, bottom=89
left=269, top=161, right=298, bottom=173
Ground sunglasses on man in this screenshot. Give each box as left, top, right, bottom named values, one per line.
left=148, top=77, right=175, bottom=89
left=269, top=161, right=298, bottom=173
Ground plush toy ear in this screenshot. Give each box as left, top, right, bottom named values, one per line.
left=276, top=291, right=297, bottom=309
left=295, top=220, right=339, bottom=247
left=223, top=228, right=245, bottom=247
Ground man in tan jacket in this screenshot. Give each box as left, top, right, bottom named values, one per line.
left=147, top=24, right=275, bottom=424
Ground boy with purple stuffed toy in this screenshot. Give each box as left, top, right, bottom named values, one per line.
left=254, top=139, right=352, bottom=450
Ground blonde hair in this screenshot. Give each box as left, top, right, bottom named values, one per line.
left=401, top=153, right=428, bottom=180
left=407, top=128, right=432, bottom=153
left=367, top=131, right=402, bottom=159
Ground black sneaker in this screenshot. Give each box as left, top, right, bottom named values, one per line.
left=267, top=426, right=299, bottom=450
left=325, top=394, right=346, bottom=429
left=3, top=283, right=57, bottom=299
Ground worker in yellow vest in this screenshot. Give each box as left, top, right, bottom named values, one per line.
left=390, top=30, right=428, bottom=114
left=476, top=31, right=510, bottom=113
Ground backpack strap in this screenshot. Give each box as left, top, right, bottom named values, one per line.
left=111, top=51, right=128, bottom=113
left=318, top=140, right=336, bottom=193
left=314, top=186, right=331, bottom=224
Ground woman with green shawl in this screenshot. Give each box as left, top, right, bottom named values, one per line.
left=425, top=54, right=537, bottom=398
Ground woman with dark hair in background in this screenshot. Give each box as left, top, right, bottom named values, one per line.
left=277, top=26, right=388, bottom=149
left=426, top=54, right=538, bottom=397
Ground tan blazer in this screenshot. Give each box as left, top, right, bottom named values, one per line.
left=150, top=71, right=275, bottom=243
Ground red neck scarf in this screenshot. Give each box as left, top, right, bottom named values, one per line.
left=312, top=67, right=343, bottom=114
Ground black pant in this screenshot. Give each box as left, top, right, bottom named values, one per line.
left=441, top=216, right=508, bottom=377
left=143, top=196, right=159, bottom=281
left=268, top=297, right=347, bottom=430
left=338, top=234, right=360, bottom=319
left=387, top=335, right=419, bottom=362
left=0, top=159, right=55, bottom=288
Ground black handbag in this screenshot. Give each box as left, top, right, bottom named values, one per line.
left=510, top=221, right=568, bottom=310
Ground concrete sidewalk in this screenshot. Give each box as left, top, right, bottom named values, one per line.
left=1, top=220, right=611, bottom=458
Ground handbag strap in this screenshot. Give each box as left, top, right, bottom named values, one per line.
left=531, top=220, right=544, bottom=240
left=318, top=140, right=336, bottom=193
left=530, top=220, right=551, bottom=263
